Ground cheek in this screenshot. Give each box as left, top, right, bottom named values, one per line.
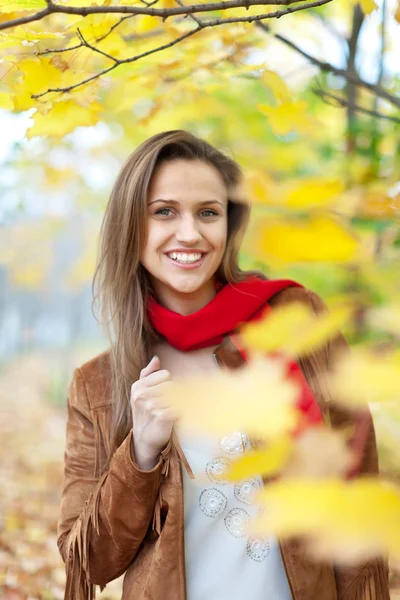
left=143, top=223, right=168, bottom=254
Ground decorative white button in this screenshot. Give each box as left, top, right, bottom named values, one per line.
left=224, top=508, right=250, bottom=537
left=219, top=431, right=248, bottom=456
left=206, top=457, right=231, bottom=484
left=199, top=488, right=228, bottom=518
left=246, top=536, right=270, bottom=562
left=234, top=478, right=262, bottom=505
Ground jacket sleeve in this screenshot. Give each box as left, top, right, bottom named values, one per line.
left=57, top=367, right=172, bottom=599
left=270, top=286, right=390, bottom=600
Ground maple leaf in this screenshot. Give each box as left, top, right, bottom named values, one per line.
left=26, top=100, right=101, bottom=138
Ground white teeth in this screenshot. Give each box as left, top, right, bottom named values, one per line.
left=168, top=252, right=203, bottom=263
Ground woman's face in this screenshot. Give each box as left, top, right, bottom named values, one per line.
left=141, top=159, right=228, bottom=299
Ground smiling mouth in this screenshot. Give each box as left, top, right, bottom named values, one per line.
left=166, top=252, right=206, bottom=264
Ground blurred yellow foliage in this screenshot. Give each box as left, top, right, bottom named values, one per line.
left=258, top=101, right=317, bottom=136
left=225, top=437, right=293, bottom=481
left=359, top=0, right=379, bottom=14
left=240, top=301, right=352, bottom=358
left=165, top=356, right=299, bottom=440
left=256, top=215, right=360, bottom=263
left=253, top=478, right=400, bottom=563
left=260, top=70, right=290, bottom=102
left=396, top=0, right=400, bottom=22
left=245, top=173, right=344, bottom=209
left=330, top=349, right=400, bottom=406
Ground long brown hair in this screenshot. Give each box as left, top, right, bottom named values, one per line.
left=92, top=130, right=265, bottom=468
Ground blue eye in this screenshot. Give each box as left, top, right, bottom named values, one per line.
left=155, top=208, right=172, bottom=216
left=200, top=210, right=219, bottom=217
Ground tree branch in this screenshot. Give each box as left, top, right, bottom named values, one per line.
left=32, top=25, right=203, bottom=98
left=345, top=5, right=364, bottom=153
left=76, top=28, right=118, bottom=62
left=30, top=0, right=332, bottom=98
left=313, top=88, right=400, bottom=125
left=0, top=0, right=332, bottom=32
left=255, top=22, right=400, bottom=111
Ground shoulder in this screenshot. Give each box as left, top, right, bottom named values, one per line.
left=268, top=284, right=328, bottom=315
left=70, top=349, right=112, bottom=410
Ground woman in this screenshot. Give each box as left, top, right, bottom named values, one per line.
left=57, top=130, right=390, bottom=600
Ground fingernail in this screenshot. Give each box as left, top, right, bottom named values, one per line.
left=152, top=355, right=159, bottom=361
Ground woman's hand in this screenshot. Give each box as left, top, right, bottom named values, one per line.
left=130, top=355, right=177, bottom=470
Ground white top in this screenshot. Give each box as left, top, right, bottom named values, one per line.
left=177, top=426, right=293, bottom=600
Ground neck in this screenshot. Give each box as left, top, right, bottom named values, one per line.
left=150, top=278, right=217, bottom=316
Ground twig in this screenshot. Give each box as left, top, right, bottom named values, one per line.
left=256, top=22, right=400, bottom=110
left=76, top=28, right=118, bottom=62
left=96, top=15, right=136, bottom=43
left=313, top=88, right=400, bottom=125
left=32, top=26, right=203, bottom=98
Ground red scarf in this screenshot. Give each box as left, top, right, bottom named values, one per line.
left=147, top=276, right=322, bottom=427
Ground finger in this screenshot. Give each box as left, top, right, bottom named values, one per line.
left=135, top=381, right=174, bottom=405
left=140, top=355, right=161, bottom=379
left=152, top=407, right=179, bottom=422
left=140, top=369, right=171, bottom=387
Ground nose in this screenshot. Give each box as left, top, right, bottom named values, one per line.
left=175, top=214, right=202, bottom=245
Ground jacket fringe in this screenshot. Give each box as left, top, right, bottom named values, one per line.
left=172, top=429, right=195, bottom=480
left=341, top=560, right=390, bottom=600
left=64, top=471, right=109, bottom=600
left=152, top=430, right=194, bottom=537
left=93, top=406, right=112, bottom=479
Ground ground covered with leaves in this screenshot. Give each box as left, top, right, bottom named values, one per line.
left=0, top=351, right=399, bottom=599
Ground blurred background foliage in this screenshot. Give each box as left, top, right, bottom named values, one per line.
left=0, top=0, right=399, bottom=597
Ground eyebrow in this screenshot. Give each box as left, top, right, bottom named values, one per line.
left=148, top=199, right=225, bottom=207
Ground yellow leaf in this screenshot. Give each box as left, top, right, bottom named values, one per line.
left=13, top=57, right=65, bottom=111
left=359, top=0, right=378, bottom=14
left=261, top=70, right=290, bottom=102
left=253, top=478, right=400, bottom=562
left=329, top=349, right=400, bottom=406
left=0, top=0, right=45, bottom=12
left=0, top=30, right=63, bottom=50
left=226, top=437, right=293, bottom=482
left=27, top=100, right=101, bottom=138
left=256, top=215, right=360, bottom=263
left=70, top=14, right=121, bottom=40
left=396, top=0, right=400, bottom=22
left=0, top=91, right=12, bottom=109
left=258, top=100, right=316, bottom=136
left=245, top=176, right=344, bottom=209
left=164, top=356, right=299, bottom=440
left=134, top=15, right=160, bottom=33
left=240, top=301, right=352, bottom=358
left=284, top=178, right=344, bottom=209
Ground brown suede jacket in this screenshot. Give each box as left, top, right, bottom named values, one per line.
left=57, top=286, right=390, bottom=600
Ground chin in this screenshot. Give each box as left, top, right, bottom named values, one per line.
left=169, top=280, right=204, bottom=295
left=165, top=272, right=212, bottom=294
